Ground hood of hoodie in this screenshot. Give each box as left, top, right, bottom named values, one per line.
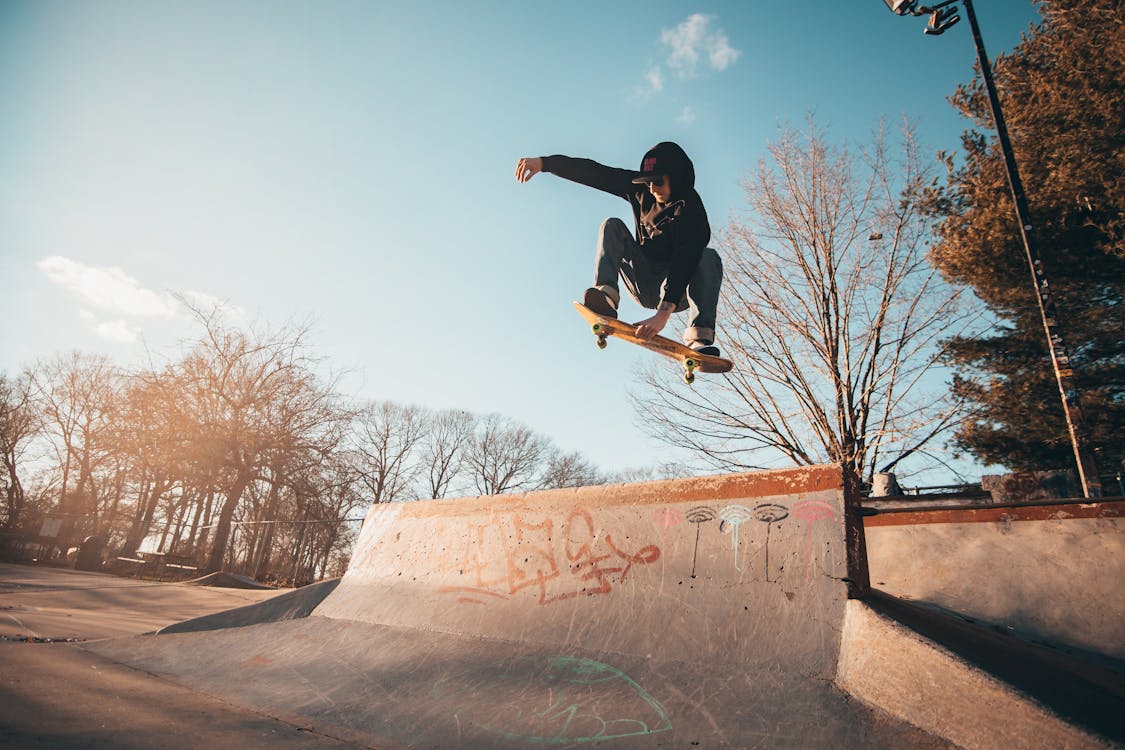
left=637, top=141, right=696, bottom=195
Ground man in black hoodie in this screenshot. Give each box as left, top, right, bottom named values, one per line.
left=515, top=142, right=722, bottom=355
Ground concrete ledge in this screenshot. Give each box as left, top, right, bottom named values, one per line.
left=836, top=598, right=1112, bottom=750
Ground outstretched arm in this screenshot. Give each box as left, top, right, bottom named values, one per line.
left=514, top=157, right=543, bottom=183
left=516, top=155, right=636, bottom=197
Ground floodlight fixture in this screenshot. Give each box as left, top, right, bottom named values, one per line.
left=883, top=0, right=919, bottom=14
left=924, top=6, right=961, bottom=35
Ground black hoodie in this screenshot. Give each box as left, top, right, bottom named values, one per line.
left=541, top=142, right=711, bottom=307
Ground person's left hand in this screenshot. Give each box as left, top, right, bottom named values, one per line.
left=635, top=307, right=673, bottom=340
left=514, top=157, right=543, bottom=183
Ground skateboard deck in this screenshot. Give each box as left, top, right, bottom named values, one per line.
left=574, top=301, right=734, bottom=384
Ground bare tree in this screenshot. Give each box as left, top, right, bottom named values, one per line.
left=463, top=414, right=550, bottom=495
left=604, top=463, right=689, bottom=484
left=352, top=401, right=428, bottom=503
left=29, top=352, right=122, bottom=534
left=635, top=119, right=975, bottom=483
left=419, top=408, right=474, bottom=499
left=115, top=370, right=184, bottom=557
left=169, top=304, right=346, bottom=573
left=539, top=449, right=605, bottom=489
left=0, top=371, right=37, bottom=528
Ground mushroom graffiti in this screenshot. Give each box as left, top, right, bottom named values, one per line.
left=684, top=506, right=717, bottom=578
left=718, top=504, right=754, bottom=571
left=753, top=503, right=789, bottom=582
left=792, top=498, right=836, bottom=584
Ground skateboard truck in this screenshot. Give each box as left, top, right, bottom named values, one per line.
left=591, top=322, right=610, bottom=350
left=682, top=357, right=699, bottom=384
left=576, top=301, right=733, bottom=386
left=590, top=321, right=699, bottom=384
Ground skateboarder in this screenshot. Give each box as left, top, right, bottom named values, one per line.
left=515, top=142, right=722, bottom=356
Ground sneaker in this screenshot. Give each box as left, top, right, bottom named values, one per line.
left=690, top=342, right=721, bottom=357
left=583, top=288, right=618, bottom=319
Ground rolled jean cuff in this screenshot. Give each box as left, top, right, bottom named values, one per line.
left=595, top=285, right=621, bottom=309
left=683, top=326, right=715, bottom=346
left=661, top=295, right=690, bottom=313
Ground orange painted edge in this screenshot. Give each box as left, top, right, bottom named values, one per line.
left=397, top=464, right=845, bottom=519
left=863, top=500, right=1125, bottom=527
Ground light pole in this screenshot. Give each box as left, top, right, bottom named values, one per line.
left=884, top=0, right=1102, bottom=498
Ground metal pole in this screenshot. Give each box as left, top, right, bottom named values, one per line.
left=962, top=0, right=1101, bottom=497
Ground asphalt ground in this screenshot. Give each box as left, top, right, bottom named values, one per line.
left=0, top=563, right=367, bottom=749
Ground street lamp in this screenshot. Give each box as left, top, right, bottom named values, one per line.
left=884, top=0, right=1103, bottom=498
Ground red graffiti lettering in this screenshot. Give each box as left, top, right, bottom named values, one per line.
left=437, top=507, right=661, bottom=606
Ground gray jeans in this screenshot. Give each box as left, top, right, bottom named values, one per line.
left=594, top=217, right=722, bottom=345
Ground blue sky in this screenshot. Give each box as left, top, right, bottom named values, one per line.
left=0, top=0, right=1041, bottom=480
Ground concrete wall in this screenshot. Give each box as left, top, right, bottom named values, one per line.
left=315, top=464, right=862, bottom=678
left=864, top=501, right=1125, bottom=661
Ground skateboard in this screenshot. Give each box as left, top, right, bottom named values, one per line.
left=574, top=301, right=734, bottom=384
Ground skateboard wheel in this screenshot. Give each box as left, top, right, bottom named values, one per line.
left=596, top=336, right=607, bottom=350
left=592, top=323, right=606, bottom=335
left=684, top=371, right=696, bottom=385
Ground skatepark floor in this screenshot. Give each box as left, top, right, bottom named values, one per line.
left=0, top=562, right=351, bottom=749
left=0, top=562, right=948, bottom=750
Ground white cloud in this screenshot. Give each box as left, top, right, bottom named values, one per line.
left=182, top=289, right=248, bottom=321
left=660, top=14, right=741, bottom=78
left=38, top=256, right=240, bottom=345
left=181, top=289, right=223, bottom=311
left=38, top=256, right=178, bottom=318
left=93, top=319, right=140, bottom=343
left=645, top=66, right=664, bottom=94
left=678, top=106, right=697, bottom=124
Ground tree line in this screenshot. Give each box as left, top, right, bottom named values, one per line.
left=0, top=306, right=632, bottom=583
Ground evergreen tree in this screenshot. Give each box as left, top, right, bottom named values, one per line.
left=929, top=0, right=1125, bottom=475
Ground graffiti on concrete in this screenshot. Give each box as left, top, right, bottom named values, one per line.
left=753, top=503, right=789, bottom=582
left=652, top=507, right=683, bottom=575
left=431, top=655, right=672, bottom=744
left=792, top=498, right=836, bottom=584
left=685, top=506, right=716, bottom=578
left=395, top=493, right=842, bottom=596
left=718, top=504, right=754, bottom=571
left=438, top=508, right=660, bottom=605
left=693, top=498, right=839, bottom=583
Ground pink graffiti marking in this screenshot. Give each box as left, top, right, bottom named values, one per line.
left=653, top=507, right=682, bottom=531
left=652, top=507, right=682, bottom=574
left=792, top=499, right=836, bottom=584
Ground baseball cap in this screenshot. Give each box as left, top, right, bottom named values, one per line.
left=631, top=141, right=692, bottom=185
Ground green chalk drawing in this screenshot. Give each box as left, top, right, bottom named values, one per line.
left=433, top=656, right=672, bottom=744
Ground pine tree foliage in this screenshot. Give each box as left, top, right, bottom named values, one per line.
left=928, top=0, right=1125, bottom=473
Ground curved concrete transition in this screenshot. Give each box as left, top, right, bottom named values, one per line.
left=83, top=466, right=966, bottom=748
left=156, top=577, right=341, bottom=634
left=183, top=571, right=276, bottom=590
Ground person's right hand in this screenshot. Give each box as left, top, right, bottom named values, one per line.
left=514, top=157, right=542, bottom=183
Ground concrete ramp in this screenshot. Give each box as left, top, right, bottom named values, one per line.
left=87, top=466, right=950, bottom=749
left=316, top=464, right=866, bottom=675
